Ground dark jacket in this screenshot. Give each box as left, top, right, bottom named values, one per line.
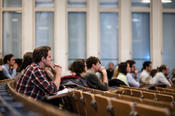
left=61, top=75, right=88, bottom=88
left=83, top=72, right=108, bottom=91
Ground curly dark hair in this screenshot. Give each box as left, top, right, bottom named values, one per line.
left=69, top=59, right=86, bottom=76
left=86, top=56, right=101, bottom=69
left=33, top=46, right=51, bottom=63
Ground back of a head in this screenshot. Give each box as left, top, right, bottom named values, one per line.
left=158, top=65, right=167, bottom=72
left=3, top=54, right=14, bottom=64
left=33, top=46, right=51, bottom=63
left=15, top=58, right=22, bottom=67
left=150, top=69, right=158, bottom=77
left=69, top=59, right=86, bottom=76
left=86, top=56, right=100, bottom=69
left=20, top=52, right=33, bottom=71
left=118, top=62, right=127, bottom=75
left=126, top=60, right=135, bottom=68
left=141, top=61, right=152, bottom=71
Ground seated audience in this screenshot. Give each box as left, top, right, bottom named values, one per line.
left=83, top=56, right=108, bottom=91
left=126, top=60, right=140, bottom=87
left=2, top=54, right=18, bottom=79
left=61, top=59, right=88, bottom=88
left=16, top=46, right=62, bottom=100
left=117, top=62, right=130, bottom=86
left=140, top=61, right=152, bottom=85
left=150, top=65, right=171, bottom=87
left=106, top=62, right=114, bottom=81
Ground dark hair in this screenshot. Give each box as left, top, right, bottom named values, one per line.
left=33, top=46, right=51, bottom=63
left=141, top=61, right=152, bottom=71
left=126, top=60, right=135, bottom=68
left=0, top=58, right=3, bottom=65
left=86, top=56, right=101, bottom=69
left=20, top=52, right=33, bottom=71
left=150, top=69, right=158, bottom=77
left=3, top=54, right=14, bottom=64
left=158, top=65, right=167, bottom=72
left=69, top=59, right=86, bottom=76
left=118, top=62, right=128, bottom=75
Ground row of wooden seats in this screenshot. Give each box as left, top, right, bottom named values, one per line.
left=76, top=86, right=175, bottom=113
left=7, top=80, right=76, bottom=116
left=70, top=89, right=171, bottom=116
left=156, top=87, right=175, bottom=93
left=118, top=88, right=174, bottom=103
left=120, top=85, right=175, bottom=98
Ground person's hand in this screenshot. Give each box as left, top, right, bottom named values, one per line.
left=13, top=63, right=18, bottom=70
left=99, top=66, right=106, bottom=73
left=99, top=66, right=108, bottom=83
left=134, top=69, right=138, bottom=75
left=53, top=64, right=62, bottom=77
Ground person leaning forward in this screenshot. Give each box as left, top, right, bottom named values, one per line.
left=16, top=46, right=62, bottom=100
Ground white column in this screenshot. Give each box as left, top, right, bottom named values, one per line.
left=22, top=0, right=33, bottom=54
left=120, top=0, right=131, bottom=62
left=87, top=0, right=99, bottom=57
left=54, top=0, right=67, bottom=74
left=151, top=0, right=162, bottom=68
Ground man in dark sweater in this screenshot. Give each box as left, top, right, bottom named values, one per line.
left=83, top=56, right=108, bottom=91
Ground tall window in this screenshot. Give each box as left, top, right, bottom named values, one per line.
left=67, top=0, right=87, bottom=66
left=35, top=0, right=54, bottom=58
left=132, top=0, right=151, bottom=71
left=2, top=0, right=22, bottom=58
left=162, top=0, right=175, bottom=71
left=99, top=0, right=119, bottom=67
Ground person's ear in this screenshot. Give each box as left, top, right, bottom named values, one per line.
left=41, top=57, right=45, bottom=62
left=7, top=60, right=10, bottom=64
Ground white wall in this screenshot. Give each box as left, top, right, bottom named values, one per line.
left=0, top=0, right=166, bottom=73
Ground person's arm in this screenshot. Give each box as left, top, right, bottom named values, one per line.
left=32, top=68, right=59, bottom=95
left=12, top=63, right=18, bottom=77
left=84, top=73, right=108, bottom=91
left=2, top=66, right=13, bottom=79
left=127, top=74, right=140, bottom=87
left=159, top=75, right=171, bottom=87
left=99, top=66, right=108, bottom=84
left=52, top=64, right=62, bottom=89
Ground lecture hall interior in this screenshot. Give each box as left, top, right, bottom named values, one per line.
left=0, top=0, right=175, bottom=116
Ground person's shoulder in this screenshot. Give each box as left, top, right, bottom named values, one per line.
left=24, top=63, right=40, bottom=73
left=84, top=71, right=97, bottom=79
left=156, top=72, right=164, bottom=77
left=2, top=64, right=7, bottom=69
